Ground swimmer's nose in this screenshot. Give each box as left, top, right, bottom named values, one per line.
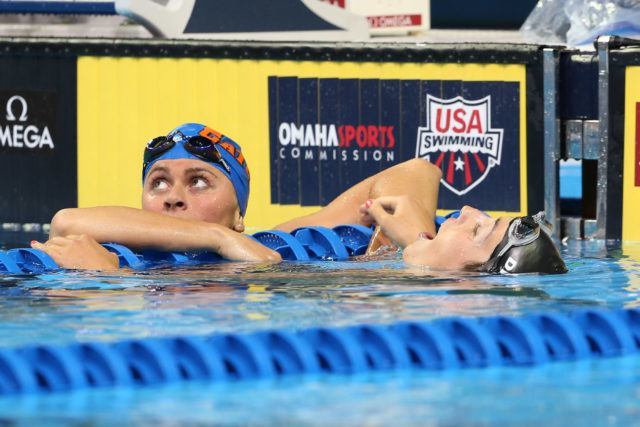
left=459, top=205, right=476, bottom=218
left=163, top=189, right=187, bottom=211
left=459, top=206, right=488, bottom=223
left=164, top=199, right=186, bottom=210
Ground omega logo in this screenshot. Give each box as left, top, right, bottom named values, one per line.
left=0, top=94, right=54, bottom=149
left=6, top=95, right=28, bottom=122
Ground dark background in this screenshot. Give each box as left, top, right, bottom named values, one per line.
left=0, top=57, right=77, bottom=224
left=431, top=0, right=538, bottom=29
left=270, top=77, right=522, bottom=213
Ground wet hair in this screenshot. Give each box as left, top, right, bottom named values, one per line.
left=478, top=217, right=568, bottom=275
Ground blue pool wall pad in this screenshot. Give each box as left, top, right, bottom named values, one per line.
left=0, top=307, right=639, bottom=394
left=0, top=224, right=376, bottom=273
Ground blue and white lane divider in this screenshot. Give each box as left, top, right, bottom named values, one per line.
left=0, top=308, right=638, bottom=395
left=0, top=224, right=375, bottom=274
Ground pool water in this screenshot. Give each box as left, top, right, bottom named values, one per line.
left=0, top=239, right=639, bottom=425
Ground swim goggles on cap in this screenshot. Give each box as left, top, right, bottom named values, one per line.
left=143, top=130, right=231, bottom=176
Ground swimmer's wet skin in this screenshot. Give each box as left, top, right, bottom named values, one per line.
left=364, top=202, right=567, bottom=274
left=34, top=122, right=280, bottom=266
left=34, top=122, right=565, bottom=274
left=36, top=124, right=445, bottom=269
left=21, top=210, right=568, bottom=273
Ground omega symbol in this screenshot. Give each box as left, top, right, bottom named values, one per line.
left=6, top=95, right=28, bottom=122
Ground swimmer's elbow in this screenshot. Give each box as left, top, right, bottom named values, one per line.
left=50, top=208, right=76, bottom=237
left=427, top=160, right=442, bottom=180
left=263, top=249, right=282, bottom=263
left=402, top=157, right=442, bottom=180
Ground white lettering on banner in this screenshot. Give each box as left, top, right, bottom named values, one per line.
left=6, top=95, right=27, bottom=122
left=280, top=147, right=395, bottom=163
left=0, top=94, right=55, bottom=150
left=279, top=123, right=291, bottom=146
left=0, top=126, right=10, bottom=147
left=277, top=121, right=397, bottom=164
left=12, top=125, right=23, bottom=148
left=303, top=124, right=315, bottom=147
left=278, top=122, right=340, bottom=147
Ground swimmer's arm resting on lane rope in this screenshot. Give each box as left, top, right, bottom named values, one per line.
left=43, top=207, right=281, bottom=267
left=39, top=158, right=439, bottom=270
left=274, top=158, right=441, bottom=237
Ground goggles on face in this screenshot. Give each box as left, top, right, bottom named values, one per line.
left=480, top=211, right=566, bottom=275
left=492, top=212, right=551, bottom=260
left=142, top=130, right=231, bottom=177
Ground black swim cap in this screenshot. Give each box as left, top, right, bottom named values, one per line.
left=479, top=212, right=568, bottom=275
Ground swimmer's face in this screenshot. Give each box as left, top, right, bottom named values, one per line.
left=403, top=206, right=511, bottom=270
left=142, top=158, right=243, bottom=231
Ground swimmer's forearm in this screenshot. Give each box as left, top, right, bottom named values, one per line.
left=368, top=159, right=440, bottom=235
left=49, top=207, right=281, bottom=262
left=208, top=225, right=282, bottom=262
left=275, top=158, right=440, bottom=233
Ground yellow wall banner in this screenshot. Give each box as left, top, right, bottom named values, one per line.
left=78, top=57, right=527, bottom=230
left=623, top=66, right=640, bottom=240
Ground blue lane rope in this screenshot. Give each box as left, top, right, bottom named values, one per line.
left=0, top=212, right=466, bottom=274
left=0, top=211, right=467, bottom=274
left=0, top=224, right=374, bottom=274
left=0, top=307, right=638, bottom=395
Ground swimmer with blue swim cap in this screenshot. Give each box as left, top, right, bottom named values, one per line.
left=36, top=122, right=279, bottom=268
left=141, top=123, right=250, bottom=230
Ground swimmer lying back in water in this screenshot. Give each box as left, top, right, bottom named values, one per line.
left=32, top=122, right=565, bottom=274
left=359, top=198, right=567, bottom=274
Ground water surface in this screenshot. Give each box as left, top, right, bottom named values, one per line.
left=0, top=240, right=637, bottom=425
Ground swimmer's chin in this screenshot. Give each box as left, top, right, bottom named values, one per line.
left=402, top=243, right=467, bottom=272
left=401, top=239, right=432, bottom=266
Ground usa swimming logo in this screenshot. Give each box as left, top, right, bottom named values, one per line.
left=416, top=95, right=504, bottom=196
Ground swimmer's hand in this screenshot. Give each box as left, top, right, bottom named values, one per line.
left=31, top=235, right=120, bottom=271
left=359, top=196, right=434, bottom=248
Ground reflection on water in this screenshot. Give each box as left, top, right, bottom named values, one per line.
left=0, top=240, right=636, bottom=347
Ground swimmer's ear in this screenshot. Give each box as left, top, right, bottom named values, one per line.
left=232, top=210, right=245, bottom=233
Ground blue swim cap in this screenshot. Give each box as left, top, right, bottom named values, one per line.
left=142, top=123, right=250, bottom=216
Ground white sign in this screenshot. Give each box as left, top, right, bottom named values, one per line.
left=321, top=0, right=430, bottom=35
left=116, top=0, right=369, bottom=41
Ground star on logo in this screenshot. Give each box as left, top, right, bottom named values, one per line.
left=454, top=156, right=465, bottom=171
